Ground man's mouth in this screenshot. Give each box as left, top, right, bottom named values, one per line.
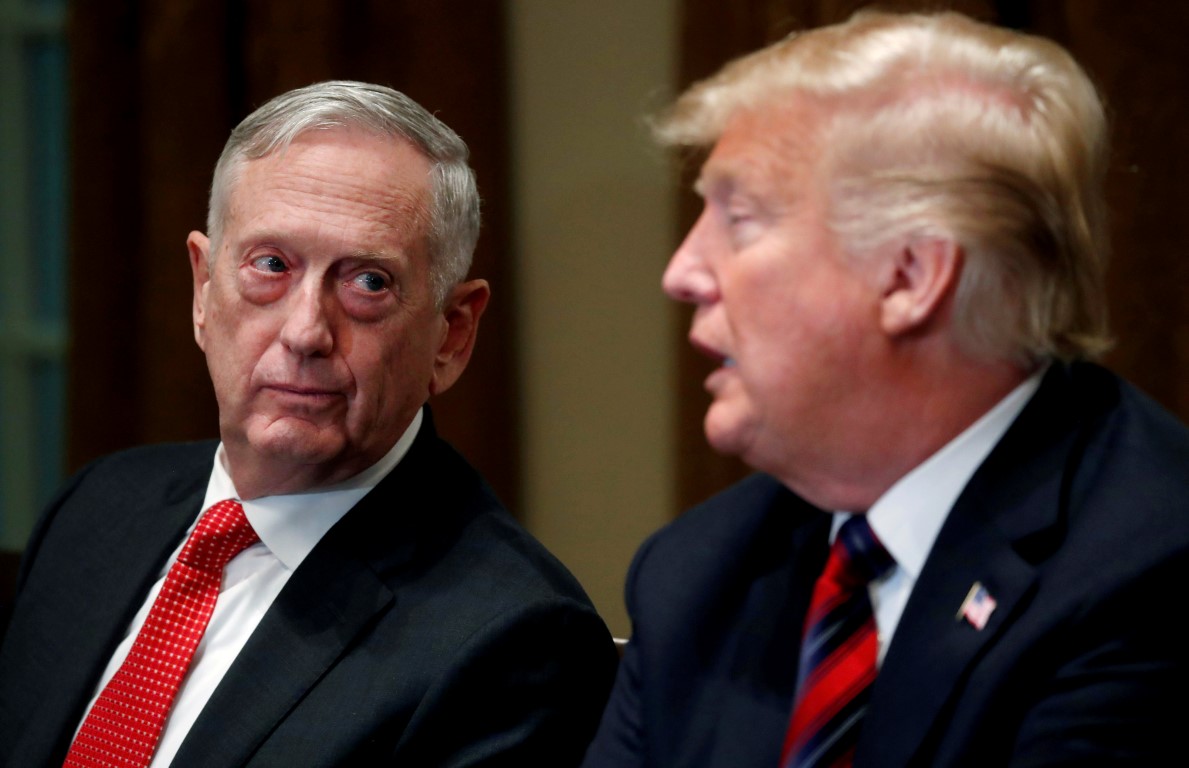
left=263, top=384, right=343, bottom=402
left=690, top=337, right=732, bottom=368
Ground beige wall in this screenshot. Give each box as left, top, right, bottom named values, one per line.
left=507, top=1, right=678, bottom=637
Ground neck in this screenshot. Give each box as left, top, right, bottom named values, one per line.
left=783, top=347, right=1032, bottom=512
left=220, top=447, right=374, bottom=500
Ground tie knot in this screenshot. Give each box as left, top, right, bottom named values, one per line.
left=828, top=515, right=894, bottom=588
left=178, top=499, right=259, bottom=573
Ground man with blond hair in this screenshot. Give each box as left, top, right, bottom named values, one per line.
left=584, top=11, right=1188, bottom=767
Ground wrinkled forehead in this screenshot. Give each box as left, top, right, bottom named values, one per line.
left=695, top=98, right=829, bottom=198
left=241, top=130, right=428, bottom=205
left=222, top=130, right=434, bottom=249
left=228, top=125, right=431, bottom=195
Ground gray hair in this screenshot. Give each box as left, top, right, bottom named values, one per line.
left=207, top=80, right=480, bottom=305
left=655, top=11, right=1111, bottom=365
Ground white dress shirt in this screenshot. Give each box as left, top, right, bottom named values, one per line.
left=73, top=409, right=423, bottom=767
left=831, top=372, right=1044, bottom=664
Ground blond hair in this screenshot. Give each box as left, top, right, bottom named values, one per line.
left=656, top=11, right=1111, bottom=364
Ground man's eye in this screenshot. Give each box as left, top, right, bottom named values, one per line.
left=353, top=272, right=388, bottom=292
left=724, top=206, right=764, bottom=247
left=251, top=255, right=287, bottom=273
left=726, top=208, right=753, bottom=227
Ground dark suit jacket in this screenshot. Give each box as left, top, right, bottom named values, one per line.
left=0, top=410, right=618, bottom=766
left=582, top=363, right=1189, bottom=767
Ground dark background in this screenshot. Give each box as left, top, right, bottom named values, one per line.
left=63, top=0, right=1189, bottom=515
left=0, top=0, right=1185, bottom=639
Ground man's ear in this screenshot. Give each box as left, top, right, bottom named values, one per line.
left=878, top=236, right=961, bottom=337
left=429, top=279, right=491, bottom=396
left=187, top=231, right=212, bottom=352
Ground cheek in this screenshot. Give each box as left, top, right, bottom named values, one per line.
left=729, top=298, right=836, bottom=407
left=348, top=330, right=418, bottom=393
left=229, top=311, right=281, bottom=350
left=206, top=312, right=281, bottom=381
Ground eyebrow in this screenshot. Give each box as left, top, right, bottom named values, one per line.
left=693, top=166, right=736, bottom=199
left=696, top=147, right=768, bottom=195
left=694, top=163, right=756, bottom=203
left=345, top=249, right=401, bottom=264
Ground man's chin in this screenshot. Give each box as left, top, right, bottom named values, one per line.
left=247, top=420, right=348, bottom=466
left=702, top=408, right=752, bottom=460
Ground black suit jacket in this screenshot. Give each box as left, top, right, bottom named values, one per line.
left=0, top=410, right=618, bottom=766
left=582, top=363, right=1189, bottom=767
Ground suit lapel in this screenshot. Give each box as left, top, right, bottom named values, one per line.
left=713, top=498, right=830, bottom=767
left=20, top=457, right=207, bottom=766
left=175, top=412, right=451, bottom=768
left=857, top=366, right=1085, bottom=767
left=174, top=520, right=395, bottom=768
left=858, top=505, right=1041, bottom=767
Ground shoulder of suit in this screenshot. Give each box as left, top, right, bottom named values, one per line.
left=668, top=474, right=810, bottom=542
left=63, top=440, right=218, bottom=503
left=629, top=474, right=816, bottom=581
left=81, top=440, right=219, bottom=479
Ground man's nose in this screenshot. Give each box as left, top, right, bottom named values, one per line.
left=279, top=282, right=334, bottom=357
left=661, top=209, right=718, bottom=304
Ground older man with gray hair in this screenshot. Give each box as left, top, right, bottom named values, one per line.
left=583, top=10, right=1189, bottom=768
left=0, top=80, right=616, bottom=767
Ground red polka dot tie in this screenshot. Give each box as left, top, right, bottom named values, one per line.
left=781, top=515, right=894, bottom=768
left=63, top=500, right=259, bottom=767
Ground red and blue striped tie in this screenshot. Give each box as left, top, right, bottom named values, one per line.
left=781, top=515, right=894, bottom=768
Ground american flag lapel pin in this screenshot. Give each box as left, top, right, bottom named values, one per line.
left=956, top=581, right=997, bottom=630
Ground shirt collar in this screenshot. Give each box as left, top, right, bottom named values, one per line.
left=834, top=369, right=1045, bottom=579
left=201, top=407, right=423, bottom=570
